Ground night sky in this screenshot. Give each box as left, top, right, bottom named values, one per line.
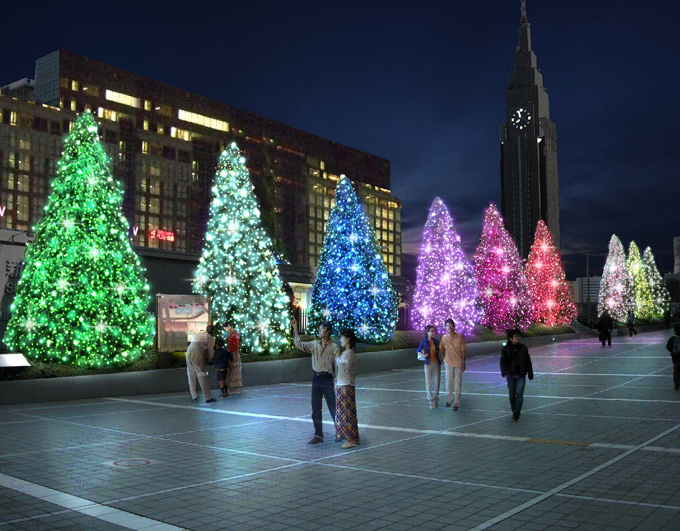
left=3, top=1, right=679, bottom=283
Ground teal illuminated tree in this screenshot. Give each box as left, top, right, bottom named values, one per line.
left=308, top=175, right=397, bottom=343
left=4, top=111, right=155, bottom=367
left=642, top=246, right=671, bottom=319
left=193, top=142, right=290, bottom=354
left=626, top=241, right=654, bottom=320
left=598, top=234, right=634, bottom=321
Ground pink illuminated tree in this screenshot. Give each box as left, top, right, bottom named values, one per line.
left=597, top=234, right=634, bottom=322
left=411, top=197, right=480, bottom=335
left=525, top=220, right=577, bottom=326
left=473, top=203, right=532, bottom=334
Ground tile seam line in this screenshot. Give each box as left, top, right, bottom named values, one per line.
left=473, top=421, right=680, bottom=528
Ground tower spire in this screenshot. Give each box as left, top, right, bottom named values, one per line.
left=521, top=0, right=527, bottom=24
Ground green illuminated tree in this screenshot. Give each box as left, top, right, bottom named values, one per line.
left=193, top=142, right=290, bottom=354
left=5, top=111, right=155, bottom=367
left=626, top=241, right=654, bottom=320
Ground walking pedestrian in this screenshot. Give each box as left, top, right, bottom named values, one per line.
left=186, top=324, right=216, bottom=403
left=627, top=310, right=637, bottom=337
left=417, top=325, right=441, bottom=409
left=500, top=329, right=534, bottom=421
left=335, top=328, right=360, bottom=449
left=292, top=317, right=339, bottom=444
left=665, top=324, right=680, bottom=390
left=599, top=309, right=613, bottom=347
left=440, top=319, right=466, bottom=411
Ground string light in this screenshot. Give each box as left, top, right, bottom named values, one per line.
left=5, top=111, right=155, bottom=367
left=193, top=142, right=290, bottom=354
left=473, top=203, right=532, bottom=334
left=308, top=175, right=397, bottom=343
left=597, top=234, right=634, bottom=321
left=626, top=241, right=654, bottom=320
left=411, top=197, right=480, bottom=335
left=642, top=246, right=671, bottom=319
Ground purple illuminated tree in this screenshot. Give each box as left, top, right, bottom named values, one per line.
left=473, top=203, right=532, bottom=334
left=597, top=234, right=634, bottom=322
left=411, top=197, right=480, bottom=335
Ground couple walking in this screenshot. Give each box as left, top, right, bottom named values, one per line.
left=292, top=317, right=360, bottom=449
left=418, top=319, right=466, bottom=410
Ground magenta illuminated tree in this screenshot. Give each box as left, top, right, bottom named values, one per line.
left=473, top=203, right=532, bottom=334
left=411, top=197, right=480, bottom=335
left=525, top=220, right=577, bottom=326
left=597, top=234, right=634, bottom=322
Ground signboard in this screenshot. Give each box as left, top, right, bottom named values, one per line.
left=156, top=294, right=210, bottom=352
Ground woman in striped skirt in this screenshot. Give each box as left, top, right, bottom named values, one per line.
left=335, top=328, right=360, bottom=449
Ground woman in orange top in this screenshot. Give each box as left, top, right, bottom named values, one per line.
left=417, top=325, right=442, bottom=409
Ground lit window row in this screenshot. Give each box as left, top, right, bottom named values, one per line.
left=170, top=127, right=192, bottom=141
left=105, top=89, right=141, bottom=108
left=178, top=109, right=228, bottom=132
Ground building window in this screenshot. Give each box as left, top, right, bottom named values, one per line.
left=70, top=101, right=77, bottom=111
left=178, top=109, right=229, bottom=132
left=71, top=80, right=80, bottom=91
left=10, top=111, right=17, bottom=126
left=142, top=141, right=148, bottom=154
left=144, top=100, right=152, bottom=111
left=105, top=89, right=141, bottom=108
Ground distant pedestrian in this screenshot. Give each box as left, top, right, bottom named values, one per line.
left=599, top=310, right=613, bottom=347
left=213, top=338, right=232, bottom=398
left=186, top=324, right=216, bottom=403
left=292, top=317, right=339, bottom=444
left=627, top=310, right=637, bottom=337
left=417, top=325, right=441, bottom=409
left=224, top=321, right=242, bottom=394
left=440, top=319, right=466, bottom=411
left=500, top=329, right=534, bottom=421
left=664, top=308, right=672, bottom=330
left=335, top=328, right=360, bottom=449
left=665, top=324, right=680, bottom=391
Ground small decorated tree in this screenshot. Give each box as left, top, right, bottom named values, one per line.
left=597, top=234, right=634, bottom=321
left=473, top=203, right=532, bottom=334
left=643, top=246, right=671, bottom=319
left=627, top=241, right=654, bottom=320
left=525, top=220, right=577, bottom=326
left=193, top=142, right=290, bottom=354
left=4, top=111, right=155, bottom=367
left=308, top=175, right=397, bottom=343
left=411, top=197, right=480, bottom=335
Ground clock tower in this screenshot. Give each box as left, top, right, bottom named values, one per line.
left=500, top=0, right=560, bottom=258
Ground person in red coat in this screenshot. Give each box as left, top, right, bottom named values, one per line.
left=225, top=321, right=242, bottom=394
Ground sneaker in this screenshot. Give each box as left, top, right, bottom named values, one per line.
left=191, top=397, right=198, bottom=401
left=429, top=404, right=435, bottom=410
left=453, top=405, right=459, bottom=411
left=341, top=441, right=356, bottom=449
left=206, top=398, right=216, bottom=404
left=308, top=436, right=323, bottom=445
left=445, top=402, right=452, bottom=408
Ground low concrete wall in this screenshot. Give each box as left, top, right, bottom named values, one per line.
left=0, top=331, right=594, bottom=406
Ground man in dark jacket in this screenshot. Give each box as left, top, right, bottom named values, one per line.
left=599, top=310, right=614, bottom=347
left=665, top=324, right=680, bottom=391
left=500, top=329, right=534, bottom=421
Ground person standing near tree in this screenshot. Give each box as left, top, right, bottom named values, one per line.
left=186, top=324, right=216, bottom=403
left=225, top=321, right=242, bottom=395
left=335, top=328, right=360, bottom=449
left=213, top=337, right=232, bottom=398
left=292, top=317, right=339, bottom=444
left=599, top=309, right=614, bottom=347
left=627, top=310, right=638, bottom=337
left=440, top=319, right=466, bottom=411
left=500, top=329, right=534, bottom=421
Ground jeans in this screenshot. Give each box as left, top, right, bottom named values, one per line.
left=424, top=361, right=440, bottom=406
left=311, top=372, right=336, bottom=438
left=445, top=365, right=463, bottom=407
left=506, top=374, right=526, bottom=414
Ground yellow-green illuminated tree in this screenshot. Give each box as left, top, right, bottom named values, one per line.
left=643, top=246, right=671, bottom=319
left=193, top=142, right=290, bottom=354
left=5, top=112, right=155, bottom=367
left=626, top=241, right=654, bottom=320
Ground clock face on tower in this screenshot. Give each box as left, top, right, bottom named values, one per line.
left=511, top=107, right=532, bottom=131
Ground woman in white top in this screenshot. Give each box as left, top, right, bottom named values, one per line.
left=335, top=328, right=360, bottom=449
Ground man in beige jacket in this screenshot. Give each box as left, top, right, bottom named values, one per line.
left=439, top=319, right=466, bottom=410
left=186, top=324, right=216, bottom=403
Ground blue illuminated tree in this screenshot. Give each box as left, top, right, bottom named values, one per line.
left=308, top=175, right=398, bottom=343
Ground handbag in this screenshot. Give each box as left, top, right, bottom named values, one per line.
left=417, top=350, right=428, bottom=361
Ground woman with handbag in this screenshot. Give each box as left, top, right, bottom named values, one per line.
left=417, top=325, right=441, bottom=409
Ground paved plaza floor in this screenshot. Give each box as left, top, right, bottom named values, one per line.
left=1, top=330, right=680, bottom=530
